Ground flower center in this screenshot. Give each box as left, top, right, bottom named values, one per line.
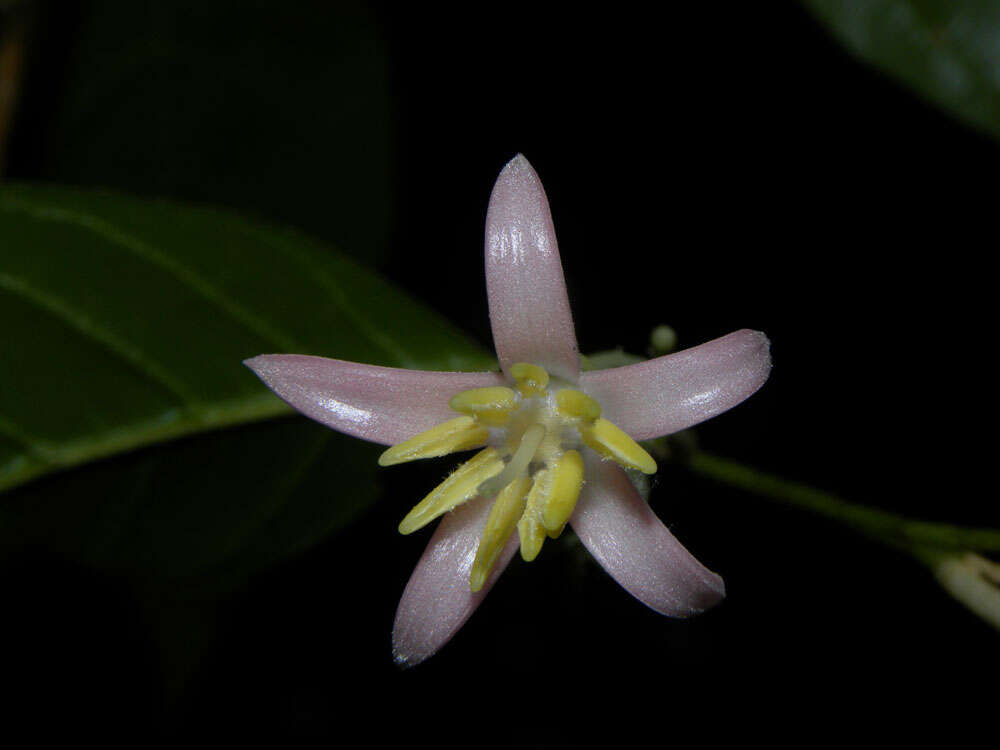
left=378, top=363, right=657, bottom=591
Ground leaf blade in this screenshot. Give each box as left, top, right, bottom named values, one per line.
left=803, top=0, right=1000, bottom=139
left=0, top=184, right=495, bottom=494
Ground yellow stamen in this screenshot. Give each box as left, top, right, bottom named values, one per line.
left=540, top=449, right=584, bottom=533
left=398, top=448, right=504, bottom=534
left=378, top=416, right=489, bottom=467
left=477, top=423, right=545, bottom=499
left=449, top=386, right=518, bottom=426
left=469, top=477, right=531, bottom=592
left=579, top=418, right=657, bottom=474
left=517, top=471, right=549, bottom=561
left=555, top=389, right=601, bottom=421
left=510, top=362, right=549, bottom=397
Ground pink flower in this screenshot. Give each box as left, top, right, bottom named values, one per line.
left=245, top=155, right=771, bottom=665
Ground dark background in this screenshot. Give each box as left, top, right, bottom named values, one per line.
left=2, top=0, right=995, bottom=739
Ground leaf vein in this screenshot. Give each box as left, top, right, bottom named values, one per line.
left=0, top=413, right=56, bottom=463
left=0, top=197, right=306, bottom=353
left=235, top=223, right=416, bottom=366
left=0, top=272, right=199, bottom=406
left=0, top=393, right=292, bottom=494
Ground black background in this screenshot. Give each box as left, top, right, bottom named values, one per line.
left=3, top=0, right=996, bottom=740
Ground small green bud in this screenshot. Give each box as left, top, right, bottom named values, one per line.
left=650, top=325, right=677, bottom=355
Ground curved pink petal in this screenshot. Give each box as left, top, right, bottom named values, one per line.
left=580, top=329, right=771, bottom=441
left=570, top=454, right=725, bottom=616
left=392, top=495, right=518, bottom=666
left=244, top=355, right=505, bottom=446
left=485, top=154, right=579, bottom=382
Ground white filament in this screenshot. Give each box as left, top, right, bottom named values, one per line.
left=477, top=423, right=545, bottom=499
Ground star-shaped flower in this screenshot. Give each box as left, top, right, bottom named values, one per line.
left=245, top=155, right=771, bottom=665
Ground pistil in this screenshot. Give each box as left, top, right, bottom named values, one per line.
left=378, top=360, right=660, bottom=589
left=478, top=422, right=545, bottom=499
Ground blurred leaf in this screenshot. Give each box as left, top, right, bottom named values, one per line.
left=0, top=417, right=386, bottom=705
left=0, top=416, right=385, bottom=702
left=0, top=183, right=495, bottom=495
left=0, top=184, right=494, bottom=694
left=19, top=0, right=394, bottom=264
left=803, top=0, right=1000, bottom=138
left=139, top=586, right=223, bottom=707
left=0, top=417, right=378, bottom=581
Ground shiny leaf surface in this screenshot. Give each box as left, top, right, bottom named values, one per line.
left=0, top=184, right=495, bottom=496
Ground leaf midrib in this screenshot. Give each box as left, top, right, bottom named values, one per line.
left=0, top=188, right=490, bottom=496
left=0, top=193, right=320, bottom=494
left=0, top=195, right=309, bottom=352
left=0, top=392, right=292, bottom=494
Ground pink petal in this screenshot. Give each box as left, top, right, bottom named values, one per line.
left=392, top=495, right=518, bottom=666
left=570, top=454, right=725, bottom=616
left=580, top=329, right=771, bottom=441
left=485, top=154, right=580, bottom=382
left=244, top=355, right=505, bottom=446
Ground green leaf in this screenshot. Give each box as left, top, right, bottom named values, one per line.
left=802, top=0, right=1000, bottom=139
left=26, top=0, right=395, bottom=266
left=0, top=182, right=495, bottom=694
left=0, top=184, right=496, bottom=495
left=0, top=417, right=380, bottom=585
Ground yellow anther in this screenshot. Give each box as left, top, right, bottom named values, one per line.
left=579, top=418, right=657, bottom=475
left=378, top=416, right=489, bottom=467
left=398, top=448, right=504, bottom=534
left=469, top=477, right=531, bottom=592
left=540, top=450, right=584, bottom=533
left=555, top=389, right=601, bottom=421
left=449, top=386, right=518, bottom=426
left=517, top=472, right=549, bottom=561
left=510, top=362, right=549, bottom=397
